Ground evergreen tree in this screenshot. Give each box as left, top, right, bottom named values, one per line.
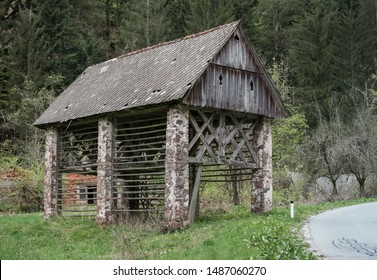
left=233, top=0, right=258, bottom=38
left=37, top=0, right=77, bottom=82
left=251, top=0, right=304, bottom=66
left=334, top=1, right=376, bottom=90
left=289, top=0, right=341, bottom=126
left=7, top=9, right=47, bottom=87
left=166, top=0, right=190, bottom=39
left=353, top=0, right=377, bottom=87
left=120, top=0, right=170, bottom=52
left=67, top=0, right=108, bottom=74
left=185, top=0, right=235, bottom=34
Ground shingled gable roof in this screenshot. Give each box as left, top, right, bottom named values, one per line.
left=34, top=21, right=288, bottom=127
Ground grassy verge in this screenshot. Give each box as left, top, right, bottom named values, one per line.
left=1, top=198, right=376, bottom=260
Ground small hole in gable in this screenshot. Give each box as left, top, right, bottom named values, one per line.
left=234, top=34, right=239, bottom=40
left=250, top=81, right=254, bottom=91
left=219, top=74, right=223, bottom=85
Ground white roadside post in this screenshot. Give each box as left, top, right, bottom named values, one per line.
left=290, top=200, right=294, bottom=219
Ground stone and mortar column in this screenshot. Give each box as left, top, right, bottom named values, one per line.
left=97, top=117, right=114, bottom=224
left=164, top=104, right=190, bottom=230
left=251, top=117, right=273, bottom=212
left=44, top=127, right=59, bottom=219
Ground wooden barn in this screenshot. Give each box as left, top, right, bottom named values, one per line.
left=34, top=21, right=289, bottom=230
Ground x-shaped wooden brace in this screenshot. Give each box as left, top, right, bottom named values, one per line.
left=189, top=110, right=218, bottom=163
left=227, top=116, right=259, bottom=166
left=189, top=109, right=259, bottom=167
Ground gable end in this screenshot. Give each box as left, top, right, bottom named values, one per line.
left=183, top=26, right=289, bottom=119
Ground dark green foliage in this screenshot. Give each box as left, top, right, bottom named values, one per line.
left=166, top=0, right=190, bottom=39
left=289, top=0, right=342, bottom=125
left=250, top=0, right=304, bottom=66
left=185, top=0, right=235, bottom=33
left=121, top=0, right=170, bottom=51
left=7, top=9, right=47, bottom=87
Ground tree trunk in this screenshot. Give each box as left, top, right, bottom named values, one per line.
left=359, top=178, right=366, bottom=198
left=331, top=179, right=338, bottom=198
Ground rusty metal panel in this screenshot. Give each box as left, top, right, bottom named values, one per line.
left=34, top=22, right=240, bottom=126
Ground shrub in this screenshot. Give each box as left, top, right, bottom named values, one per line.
left=244, top=218, right=315, bottom=260
left=0, top=156, right=44, bottom=213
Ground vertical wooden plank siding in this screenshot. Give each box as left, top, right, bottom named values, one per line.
left=212, top=28, right=257, bottom=71
left=251, top=117, right=273, bottom=212
left=96, top=117, right=114, bottom=224
left=164, top=105, right=190, bottom=230
left=184, top=26, right=288, bottom=119
left=44, top=127, right=59, bottom=219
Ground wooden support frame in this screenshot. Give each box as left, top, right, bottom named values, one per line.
left=188, top=107, right=259, bottom=169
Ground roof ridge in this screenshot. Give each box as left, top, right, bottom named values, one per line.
left=118, top=20, right=241, bottom=59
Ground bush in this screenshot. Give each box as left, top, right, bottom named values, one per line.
left=244, top=218, right=315, bottom=260
left=0, top=156, right=44, bottom=213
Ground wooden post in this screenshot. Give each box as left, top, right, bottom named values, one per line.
left=97, top=117, right=114, bottom=224
left=251, top=117, right=273, bottom=212
left=231, top=166, right=240, bottom=206
left=164, top=104, right=190, bottom=230
left=188, top=165, right=203, bottom=223
left=44, top=128, right=59, bottom=219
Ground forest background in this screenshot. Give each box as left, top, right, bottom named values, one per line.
left=1, top=0, right=377, bottom=212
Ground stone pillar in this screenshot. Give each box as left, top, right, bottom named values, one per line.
left=164, top=104, right=190, bottom=230
left=44, top=128, right=59, bottom=219
left=251, top=117, right=273, bottom=212
left=97, top=117, right=114, bottom=224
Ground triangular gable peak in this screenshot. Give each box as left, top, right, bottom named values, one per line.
left=184, top=26, right=289, bottom=119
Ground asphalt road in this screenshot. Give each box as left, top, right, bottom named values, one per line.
left=308, top=202, right=377, bottom=259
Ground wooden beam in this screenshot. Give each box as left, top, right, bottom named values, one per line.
left=188, top=111, right=214, bottom=150
left=189, top=111, right=218, bottom=162
left=188, top=165, right=203, bottom=224
left=230, top=115, right=259, bottom=165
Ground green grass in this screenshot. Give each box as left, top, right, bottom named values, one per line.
left=1, top=197, right=376, bottom=260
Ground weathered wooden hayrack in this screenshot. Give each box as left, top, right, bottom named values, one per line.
left=36, top=21, right=289, bottom=229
